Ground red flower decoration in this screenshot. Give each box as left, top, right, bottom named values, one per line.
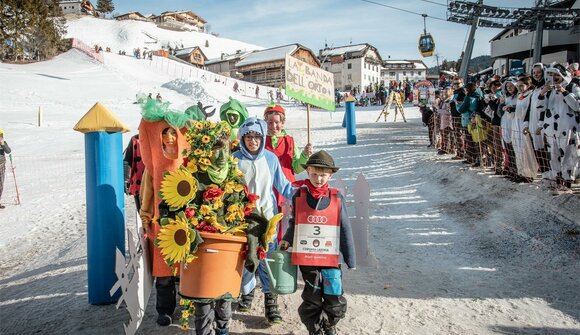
left=203, top=188, right=224, bottom=201
left=244, top=205, right=253, bottom=216
left=184, top=207, right=196, bottom=218
left=247, top=193, right=260, bottom=203
left=257, top=246, right=267, bottom=260
left=197, top=221, right=218, bottom=233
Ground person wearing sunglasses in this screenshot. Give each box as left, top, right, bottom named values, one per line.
left=233, top=116, right=295, bottom=324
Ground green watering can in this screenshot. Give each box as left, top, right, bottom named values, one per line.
left=264, top=248, right=298, bottom=295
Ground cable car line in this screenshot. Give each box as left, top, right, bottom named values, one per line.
left=359, top=0, right=448, bottom=21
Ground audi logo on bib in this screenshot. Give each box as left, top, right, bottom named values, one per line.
left=307, top=215, right=328, bottom=224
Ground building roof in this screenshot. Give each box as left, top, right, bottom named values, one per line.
left=174, top=46, right=207, bottom=60
left=235, top=44, right=299, bottom=67
left=383, top=59, right=427, bottom=69
left=319, top=44, right=368, bottom=57
left=114, top=12, right=145, bottom=19
left=205, top=51, right=253, bottom=65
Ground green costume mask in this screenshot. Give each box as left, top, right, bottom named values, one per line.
left=220, top=97, right=249, bottom=140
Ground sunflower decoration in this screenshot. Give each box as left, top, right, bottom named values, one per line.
left=160, top=167, right=197, bottom=209
left=156, top=214, right=193, bottom=266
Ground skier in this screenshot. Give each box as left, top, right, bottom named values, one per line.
left=0, top=128, right=12, bottom=209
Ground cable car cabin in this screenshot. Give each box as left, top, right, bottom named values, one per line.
left=419, top=33, right=435, bottom=57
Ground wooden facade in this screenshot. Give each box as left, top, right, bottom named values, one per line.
left=205, top=51, right=251, bottom=78
left=175, top=47, right=207, bottom=68
left=235, top=44, right=320, bottom=88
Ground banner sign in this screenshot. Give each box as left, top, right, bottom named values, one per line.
left=285, top=54, right=335, bottom=111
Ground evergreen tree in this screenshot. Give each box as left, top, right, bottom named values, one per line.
left=0, top=0, right=66, bottom=61
left=96, top=0, right=115, bottom=15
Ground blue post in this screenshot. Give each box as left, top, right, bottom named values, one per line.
left=85, top=132, right=125, bottom=304
left=74, top=102, right=129, bottom=305
left=345, top=96, right=356, bottom=144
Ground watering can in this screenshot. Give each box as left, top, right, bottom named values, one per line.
left=264, top=248, right=297, bottom=295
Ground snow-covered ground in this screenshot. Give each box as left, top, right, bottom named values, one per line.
left=0, top=18, right=579, bottom=335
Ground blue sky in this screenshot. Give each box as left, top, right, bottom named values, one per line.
left=112, top=0, right=535, bottom=68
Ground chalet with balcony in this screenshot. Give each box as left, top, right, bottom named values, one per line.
left=205, top=50, right=254, bottom=78
left=154, top=11, right=206, bottom=32
left=235, top=44, right=320, bottom=87
left=381, top=60, right=428, bottom=83
left=175, top=46, right=207, bottom=68
left=319, top=43, right=383, bottom=91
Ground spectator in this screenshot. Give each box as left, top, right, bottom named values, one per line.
left=536, top=63, right=580, bottom=191
left=499, top=78, right=519, bottom=178
left=0, top=128, right=12, bottom=209
left=529, top=63, right=550, bottom=176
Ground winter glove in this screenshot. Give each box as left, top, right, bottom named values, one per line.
left=244, top=212, right=269, bottom=273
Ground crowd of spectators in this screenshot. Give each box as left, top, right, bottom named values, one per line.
left=423, top=62, right=579, bottom=194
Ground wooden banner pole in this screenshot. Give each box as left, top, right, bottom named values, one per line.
left=306, top=103, right=311, bottom=143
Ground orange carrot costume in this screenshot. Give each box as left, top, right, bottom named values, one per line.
left=139, top=119, right=189, bottom=277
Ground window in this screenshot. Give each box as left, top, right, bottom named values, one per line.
left=411, top=71, right=414, bottom=76
left=418, top=71, right=422, bottom=76
left=364, top=63, right=367, bottom=69
left=347, top=63, right=352, bottom=69
left=347, top=74, right=352, bottom=80
left=390, top=72, right=395, bottom=76
left=403, top=71, right=406, bottom=76
left=325, top=67, right=328, bottom=71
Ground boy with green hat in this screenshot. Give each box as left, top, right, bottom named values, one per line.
left=280, top=150, right=356, bottom=335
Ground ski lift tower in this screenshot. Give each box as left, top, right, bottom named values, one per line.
left=447, top=0, right=579, bottom=81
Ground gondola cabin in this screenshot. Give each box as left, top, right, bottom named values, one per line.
left=419, top=33, right=435, bottom=57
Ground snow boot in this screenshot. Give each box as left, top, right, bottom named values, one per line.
left=323, top=325, right=337, bottom=335
left=156, top=314, right=171, bottom=326
left=264, top=292, right=282, bottom=324
left=238, top=288, right=254, bottom=312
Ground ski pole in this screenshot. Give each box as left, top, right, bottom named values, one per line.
left=8, top=154, right=20, bottom=205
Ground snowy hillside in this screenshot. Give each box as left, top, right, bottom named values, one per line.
left=65, top=16, right=263, bottom=59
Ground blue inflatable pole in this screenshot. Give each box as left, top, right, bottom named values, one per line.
left=345, top=96, right=357, bottom=144
left=74, top=102, right=129, bottom=305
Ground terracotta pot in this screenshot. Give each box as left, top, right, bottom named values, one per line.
left=179, top=232, right=247, bottom=299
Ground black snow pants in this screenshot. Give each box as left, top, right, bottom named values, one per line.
left=155, top=276, right=176, bottom=316
left=298, top=266, right=347, bottom=333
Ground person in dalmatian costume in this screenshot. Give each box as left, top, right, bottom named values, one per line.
left=536, top=63, right=580, bottom=189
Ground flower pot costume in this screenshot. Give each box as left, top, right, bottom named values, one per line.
left=152, top=112, right=280, bottom=333
left=138, top=100, right=207, bottom=324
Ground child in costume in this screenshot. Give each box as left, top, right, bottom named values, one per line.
left=220, top=97, right=248, bottom=141
left=138, top=100, right=199, bottom=326
left=279, top=150, right=356, bottom=335
left=233, top=116, right=295, bottom=323
left=263, top=103, right=313, bottom=236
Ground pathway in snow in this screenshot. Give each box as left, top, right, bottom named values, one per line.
left=0, top=111, right=578, bottom=335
